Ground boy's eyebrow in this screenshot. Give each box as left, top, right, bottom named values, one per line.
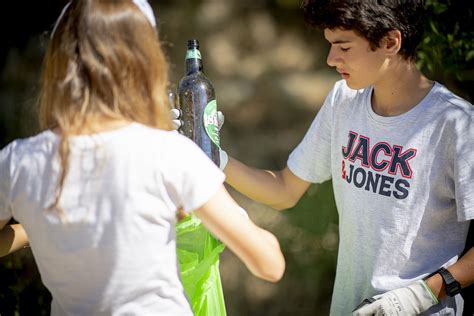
left=330, top=40, right=351, bottom=44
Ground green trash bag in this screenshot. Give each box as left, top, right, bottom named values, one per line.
left=177, top=213, right=227, bottom=316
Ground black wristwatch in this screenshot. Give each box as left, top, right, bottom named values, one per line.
left=437, top=267, right=462, bottom=297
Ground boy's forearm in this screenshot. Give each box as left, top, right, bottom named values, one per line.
left=225, top=157, right=288, bottom=209
left=425, top=246, right=474, bottom=299
left=0, top=224, right=29, bottom=257
left=224, top=157, right=306, bottom=210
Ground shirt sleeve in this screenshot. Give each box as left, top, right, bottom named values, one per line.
left=0, top=142, right=14, bottom=220
left=287, top=82, right=338, bottom=184
left=453, top=111, right=474, bottom=221
left=162, top=133, right=225, bottom=214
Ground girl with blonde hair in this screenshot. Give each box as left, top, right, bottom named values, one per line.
left=0, top=1, right=285, bottom=314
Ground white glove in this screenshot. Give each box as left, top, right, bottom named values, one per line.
left=170, top=109, right=225, bottom=131
left=219, top=148, right=229, bottom=171
left=352, top=280, right=438, bottom=316
left=170, top=109, right=228, bottom=171
left=170, top=108, right=183, bottom=130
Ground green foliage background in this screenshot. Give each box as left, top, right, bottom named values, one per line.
left=417, top=0, right=473, bottom=101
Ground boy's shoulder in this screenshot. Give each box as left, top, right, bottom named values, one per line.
left=431, top=82, right=473, bottom=116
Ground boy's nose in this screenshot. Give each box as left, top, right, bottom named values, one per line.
left=326, top=47, right=340, bottom=67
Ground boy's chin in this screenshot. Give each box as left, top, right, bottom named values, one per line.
left=345, top=79, right=369, bottom=90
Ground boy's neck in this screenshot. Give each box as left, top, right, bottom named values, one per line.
left=371, top=60, right=434, bottom=117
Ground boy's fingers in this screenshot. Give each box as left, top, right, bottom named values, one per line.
left=217, top=111, right=224, bottom=130
left=170, top=108, right=181, bottom=120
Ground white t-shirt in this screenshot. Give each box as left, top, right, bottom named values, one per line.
left=0, top=123, right=225, bottom=315
left=288, top=80, right=474, bottom=315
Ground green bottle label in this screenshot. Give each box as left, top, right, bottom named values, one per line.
left=203, top=100, right=220, bottom=148
left=186, top=48, right=201, bottom=60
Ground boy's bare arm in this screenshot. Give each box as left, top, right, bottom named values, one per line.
left=354, top=243, right=474, bottom=315
left=224, top=156, right=311, bottom=210
left=0, top=221, right=29, bottom=257
left=425, top=245, right=474, bottom=299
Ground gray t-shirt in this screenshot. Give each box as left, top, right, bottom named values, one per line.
left=288, top=80, right=474, bottom=315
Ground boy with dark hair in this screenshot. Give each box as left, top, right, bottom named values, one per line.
left=218, top=0, right=474, bottom=314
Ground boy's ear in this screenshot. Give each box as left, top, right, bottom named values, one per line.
left=383, top=30, right=402, bottom=55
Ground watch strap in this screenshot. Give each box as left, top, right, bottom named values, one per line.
left=437, top=267, right=461, bottom=297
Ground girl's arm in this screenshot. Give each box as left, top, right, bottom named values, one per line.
left=194, top=185, right=285, bottom=282
left=0, top=221, right=29, bottom=257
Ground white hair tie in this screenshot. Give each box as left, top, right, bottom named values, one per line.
left=51, top=2, right=71, bottom=38
left=132, top=0, right=156, bottom=27
left=51, top=0, right=156, bottom=38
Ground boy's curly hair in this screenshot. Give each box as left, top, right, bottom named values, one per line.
left=302, top=0, right=427, bottom=60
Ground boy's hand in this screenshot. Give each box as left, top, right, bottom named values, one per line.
left=170, top=109, right=228, bottom=171
left=352, top=280, right=438, bottom=315
left=170, top=108, right=183, bottom=130
left=170, top=109, right=225, bottom=131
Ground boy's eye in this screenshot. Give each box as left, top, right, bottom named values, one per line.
left=340, top=47, right=350, bottom=52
